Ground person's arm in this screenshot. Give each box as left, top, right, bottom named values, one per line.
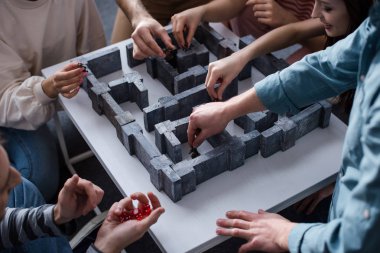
left=0, top=175, right=102, bottom=249
left=116, top=0, right=175, bottom=59
left=0, top=41, right=87, bottom=130
left=189, top=17, right=365, bottom=148
left=0, top=205, right=65, bottom=249
left=206, top=18, right=325, bottom=100
left=172, top=0, right=247, bottom=48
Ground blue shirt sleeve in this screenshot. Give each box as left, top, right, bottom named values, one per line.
left=255, top=19, right=367, bottom=115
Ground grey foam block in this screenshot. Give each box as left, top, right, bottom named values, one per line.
left=173, top=117, right=189, bottom=143
left=223, top=78, right=238, bottom=100
left=126, top=41, right=145, bottom=68
left=194, top=22, right=224, bottom=56
left=239, top=130, right=261, bottom=158
left=115, top=111, right=135, bottom=141
left=154, top=121, right=170, bottom=153
left=146, top=57, right=158, bottom=78
left=108, top=78, right=129, bottom=104
left=149, top=155, right=173, bottom=190
left=120, top=121, right=143, bottom=154
left=143, top=103, right=164, bottom=132
left=164, top=131, right=182, bottom=163
left=176, top=39, right=209, bottom=73
left=173, top=161, right=196, bottom=195
left=88, top=83, right=110, bottom=115
left=207, top=130, right=232, bottom=148
left=291, top=103, right=322, bottom=140
left=227, top=137, right=246, bottom=170
left=217, top=39, right=237, bottom=59
left=174, top=65, right=207, bottom=94
left=275, top=117, right=297, bottom=151
left=86, top=47, right=122, bottom=78
left=234, top=111, right=278, bottom=133
left=156, top=58, right=179, bottom=94
left=130, top=78, right=149, bottom=110
left=318, top=100, right=332, bottom=128
left=162, top=166, right=182, bottom=202
left=192, top=146, right=228, bottom=184
left=252, top=54, right=289, bottom=76
left=260, top=125, right=282, bottom=158
left=133, top=133, right=161, bottom=170
left=100, top=93, right=125, bottom=128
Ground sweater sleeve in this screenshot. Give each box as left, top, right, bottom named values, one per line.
left=0, top=40, right=56, bottom=130
left=0, top=205, right=63, bottom=249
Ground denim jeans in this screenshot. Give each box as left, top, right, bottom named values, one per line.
left=0, top=124, right=59, bottom=201
left=2, top=178, right=73, bottom=253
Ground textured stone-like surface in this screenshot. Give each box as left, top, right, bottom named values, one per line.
left=126, top=41, right=145, bottom=68
left=86, top=47, right=122, bottom=78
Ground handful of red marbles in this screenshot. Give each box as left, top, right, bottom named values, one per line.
left=119, top=204, right=152, bottom=222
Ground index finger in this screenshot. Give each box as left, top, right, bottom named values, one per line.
left=55, top=68, right=83, bottom=82
left=205, top=70, right=219, bottom=100
left=187, top=112, right=199, bottom=147
left=147, top=192, right=162, bottom=210
left=154, top=25, right=176, bottom=53
left=130, top=192, right=150, bottom=208
left=172, top=21, right=186, bottom=48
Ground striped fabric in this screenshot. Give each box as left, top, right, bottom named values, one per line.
left=0, top=205, right=62, bottom=249
left=230, top=0, right=315, bottom=37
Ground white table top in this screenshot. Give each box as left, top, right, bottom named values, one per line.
left=42, top=23, right=347, bottom=253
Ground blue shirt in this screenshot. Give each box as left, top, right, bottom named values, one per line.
left=255, top=3, right=380, bottom=253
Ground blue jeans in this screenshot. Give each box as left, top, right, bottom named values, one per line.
left=0, top=125, right=59, bottom=201
left=2, top=178, right=72, bottom=253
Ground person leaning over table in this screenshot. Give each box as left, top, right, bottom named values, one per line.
left=0, top=136, right=165, bottom=253
left=112, top=0, right=211, bottom=58
left=187, top=1, right=380, bottom=252
left=0, top=0, right=106, bottom=203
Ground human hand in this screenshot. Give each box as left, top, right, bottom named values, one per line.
left=54, top=175, right=104, bottom=225
left=94, top=192, right=165, bottom=253
left=246, top=0, right=298, bottom=28
left=131, top=17, right=175, bottom=60
left=294, top=183, right=335, bottom=215
left=42, top=62, right=87, bottom=99
left=188, top=102, right=230, bottom=148
left=171, top=7, right=205, bottom=48
left=216, top=209, right=295, bottom=253
left=206, top=53, right=246, bottom=101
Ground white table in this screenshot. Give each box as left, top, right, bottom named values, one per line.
left=42, top=23, right=347, bottom=253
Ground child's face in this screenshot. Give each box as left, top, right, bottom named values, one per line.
left=313, top=0, right=350, bottom=38
left=0, top=146, right=21, bottom=220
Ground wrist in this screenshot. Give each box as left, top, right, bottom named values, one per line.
left=41, top=78, right=58, bottom=98
left=94, top=238, right=120, bottom=253
left=131, top=13, right=153, bottom=30
left=197, top=6, right=206, bottom=22
left=277, top=222, right=296, bottom=250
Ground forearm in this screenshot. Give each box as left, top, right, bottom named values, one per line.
left=0, top=206, right=63, bottom=249
left=116, top=0, right=151, bottom=29
left=0, top=76, right=56, bottom=130
left=224, top=88, right=266, bottom=121
left=201, top=0, right=247, bottom=22
left=242, top=18, right=325, bottom=63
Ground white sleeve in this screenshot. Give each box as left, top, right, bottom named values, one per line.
left=0, top=38, right=56, bottom=130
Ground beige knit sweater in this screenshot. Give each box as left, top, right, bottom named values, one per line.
left=0, top=0, right=106, bottom=130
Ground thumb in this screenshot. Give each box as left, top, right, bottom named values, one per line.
left=62, top=174, right=80, bottom=194
left=140, top=207, right=165, bottom=229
